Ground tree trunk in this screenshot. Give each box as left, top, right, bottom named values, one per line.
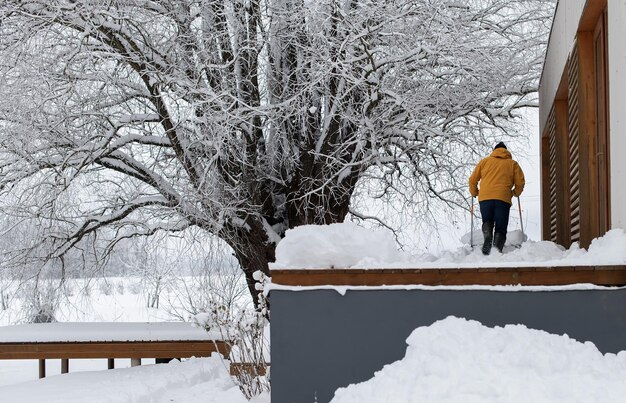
left=227, top=220, right=276, bottom=309
left=235, top=248, right=271, bottom=309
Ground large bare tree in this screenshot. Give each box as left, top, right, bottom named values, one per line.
left=0, top=0, right=553, bottom=304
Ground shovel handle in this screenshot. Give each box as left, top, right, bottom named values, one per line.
left=517, top=196, right=524, bottom=235
left=470, top=199, right=475, bottom=247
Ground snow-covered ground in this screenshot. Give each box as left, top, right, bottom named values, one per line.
left=5, top=315, right=626, bottom=402
left=3, top=224, right=626, bottom=402
left=331, top=316, right=626, bottom=403
left=0, top=355, right=265, bottom=403
left=0, top=275, right=270, bottom=402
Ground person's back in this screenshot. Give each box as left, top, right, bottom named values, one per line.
left=469, top=142, right=525, bottom=254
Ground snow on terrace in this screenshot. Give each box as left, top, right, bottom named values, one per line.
left=0, top=322, right=221, bottom=343
left=269, top=222, right=626, bottom=269
left=330, top=316, right=626, bottom=403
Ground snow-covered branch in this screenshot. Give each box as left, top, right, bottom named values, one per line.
left=0, top=0, right=554, bottom=302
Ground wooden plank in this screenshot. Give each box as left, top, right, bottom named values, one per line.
left=579, top=0, right=608, bottom=31
left=230, top=363, right=269, bottom=377
left=554, top=100, right=571, bottom=247
left=270, top=266, right=626, bottom=287
left=548, top=106, right=558, bottom=242
left=593, top=9, right=610, bottom=235
left=576, top=31, right=597, bottom=248
left=541, top=133, right=551, bottom=241
left=0, top=340, right=231, bottom=360
left=568, top=43, right=581, bottom=245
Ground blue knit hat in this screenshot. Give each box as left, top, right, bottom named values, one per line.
left=494, top=142, right=507, bottom=150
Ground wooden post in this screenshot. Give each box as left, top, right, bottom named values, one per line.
left=107, top=358, right=115, bottom=369
left=38, top=359, right=45, bottom=379
left=130, top=358, right=141, bottom=367
left=541, top=130, right=551, bottom=241
left=555, top=100, right=571, bottom=247
left=576, top=31, right=598, bottom=248
left=61, top=358, right=69, bottom=374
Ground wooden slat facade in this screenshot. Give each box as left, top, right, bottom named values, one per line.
left=554, top=101, right=571, bottom=247
left=567, top=44, right=581, bottom=245
left=272, top=266, right=626, bottom=287
left=541, top=1, right=610, bottom=249
left=547, top=107, right=558, bottom=242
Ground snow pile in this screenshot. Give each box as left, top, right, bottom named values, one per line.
left=273, top=222, right=410, bottom=268
left=331, top=317, right=626, bottom=403
left=570, top=228, right=626, bottom=264
left=271, top=223, right=626, bottom=269
left=0, top=355, right=267, bottom=403
left=460, top=228, right=527, bottom=247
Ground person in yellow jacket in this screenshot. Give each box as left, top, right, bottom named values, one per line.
left=469, top=142, right=525, bottom=254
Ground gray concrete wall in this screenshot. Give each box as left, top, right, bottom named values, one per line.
left=270, top=288, right=626, bottom=403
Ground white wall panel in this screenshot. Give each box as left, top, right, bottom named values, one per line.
left=608, top=0, right=626, bottom=229
left=539, top=0, right=586, bottom=132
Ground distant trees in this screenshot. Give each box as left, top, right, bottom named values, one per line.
left=0, top=0, right=553, bottom=304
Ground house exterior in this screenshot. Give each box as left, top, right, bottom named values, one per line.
left=539, top=0, right=626, bottom=249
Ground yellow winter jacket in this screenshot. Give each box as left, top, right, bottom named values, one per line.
left=469, top=148, right=525, bottom=205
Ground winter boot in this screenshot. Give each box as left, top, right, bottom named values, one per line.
left=494, top=232, right=506, bottom=253
left=481, top=221, right=494, bottom=255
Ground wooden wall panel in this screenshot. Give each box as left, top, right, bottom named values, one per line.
left=567, top=45, right=581, bottom=245
left=547, top=107, right=558, bottom=242
left=555, top=100, right=571, bottom=247
left=576, top=31, right=598, bottom=248
left=541, top=132, right=551, bottom=241
left=593, top=10, right=610, bottom=235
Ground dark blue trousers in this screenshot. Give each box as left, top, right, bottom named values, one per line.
left=479, top=199, right=511, bottom=235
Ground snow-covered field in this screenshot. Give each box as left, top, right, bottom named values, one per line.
left=5, top=312, right=626, bottom=402
left=0, top=275, right=270, bottom=402
left=0, top=276, right=177, bottom=387
left=1, top=355, right=263, bottom=403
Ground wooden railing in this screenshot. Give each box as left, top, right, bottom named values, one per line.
left=0, top=322, right=231, bottom=379
left=0, top=339, right=231, bottom=378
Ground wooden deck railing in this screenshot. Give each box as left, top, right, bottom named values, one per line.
left=0, top=322, right=231, bottom=378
